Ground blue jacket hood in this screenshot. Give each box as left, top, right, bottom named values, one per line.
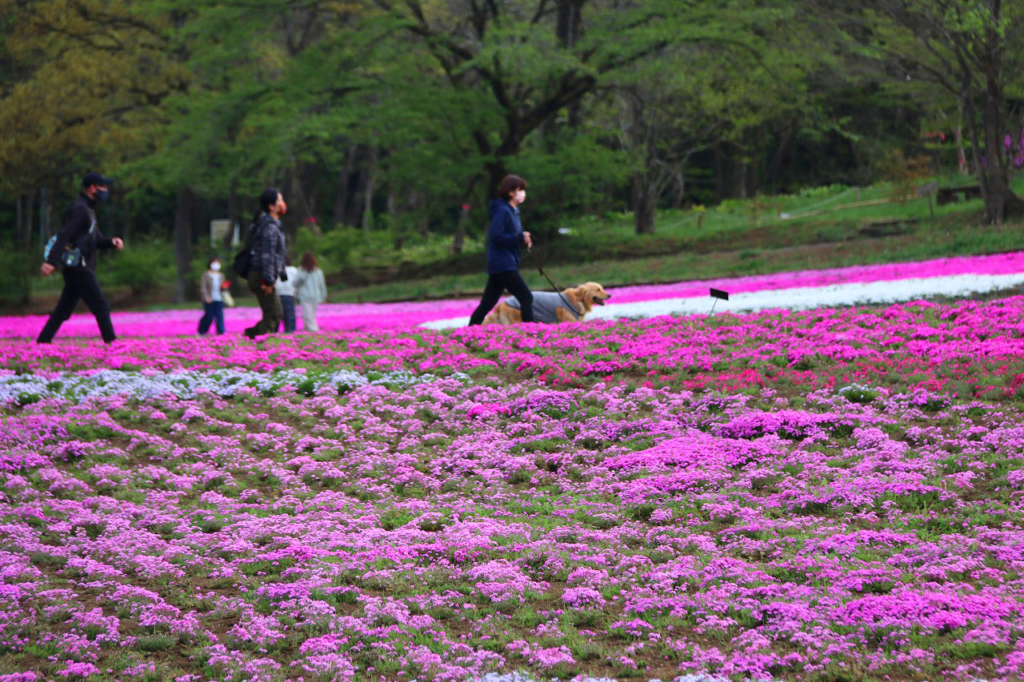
left=489, top=198, right=512, bottom=218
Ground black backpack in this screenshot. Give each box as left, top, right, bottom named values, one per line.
left=231, top=220, right=261, bottom=278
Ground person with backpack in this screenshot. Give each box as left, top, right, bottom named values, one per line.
left=241, top=188, right=288, bottom=339
left=37, top=172, right=125, bottom=344
left=468, top=174, right=534, bottom=325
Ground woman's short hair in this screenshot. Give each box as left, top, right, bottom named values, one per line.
left=301, top=251, right=318, bottom=272
left=497, top=175, right=527, bottom=200
left=207, top=256, right=220, bottom=268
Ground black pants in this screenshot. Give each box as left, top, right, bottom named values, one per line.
left=469, top=270, right=534, bottom=325
left=37, top=268, right=116, bottom=343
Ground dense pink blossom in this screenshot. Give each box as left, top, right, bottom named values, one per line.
left=3, top=291, right=1024, bottom=680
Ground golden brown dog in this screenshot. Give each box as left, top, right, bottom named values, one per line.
left=483, top=281, right=611, bottom=325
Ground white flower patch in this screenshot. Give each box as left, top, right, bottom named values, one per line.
left=0, top=368, right=469, bottom=407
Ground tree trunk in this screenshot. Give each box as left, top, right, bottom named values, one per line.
left=173, top=187, right=194, bottom=303
left=961, top=21, right=1024, bottom=225
left=40, top=187, right=53, bottom=244
left=226, top=184, right=246, bottom=296
left=974, top=84, right=1023, bottom=224
left=121, top=197, right=133, bottom=245
left=279, top=166, right=303, bottom=243
left=285, top=161, right=316, bottom=236
left=333, top=145, right=357, bottom=228
left=362, top=146, right=378, bottom=233
left=451, top=175, right=482, bottom=255
left=486, top=161, right=508, bottom=201
left=955, top=107, right=969, bottom=176
left=15, top=194, right=23, bottom=246
left=301, top=161, right=318, bottom=222
left=387, top=178, right=403, bottom=249
left=223, top=184, right=240, bottom=250
left=23, top=193, right=34, bottom=247
left=415, top=193, right=429, bottom=239
left=15, top=193, right=35, bottom=247
left=765, top=128, right=793, bottom=194
left=556, top=0, right=584, bottom=127
left=453, top=204, right=471, bottom=255
left=713, top=145, right=732, bottom=203
left=632, top=173, right=657, bottom=235
left=670, top=172, right=687, bottom=209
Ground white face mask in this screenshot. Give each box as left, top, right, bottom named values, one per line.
left=514, top=189, right=526, bottom=204
left=211, top=262, right=221, bottom=272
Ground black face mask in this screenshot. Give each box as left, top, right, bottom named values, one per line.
left=95, top=189, right=110, bottom=203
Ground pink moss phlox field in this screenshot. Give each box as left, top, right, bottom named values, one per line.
left=2, top=296, right=1024, bottom=680
left=4, top=251, right=1024, bottom=338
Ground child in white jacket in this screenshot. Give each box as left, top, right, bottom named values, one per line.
left=294, top=251, right=328, bottom=332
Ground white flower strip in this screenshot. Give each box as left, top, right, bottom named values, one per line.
left=420, top=272, right=1024, bottom=329
left=0, top=368, right=464, bottom=407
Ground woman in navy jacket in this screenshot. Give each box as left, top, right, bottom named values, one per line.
left=468, top=175, right=535, bottom=325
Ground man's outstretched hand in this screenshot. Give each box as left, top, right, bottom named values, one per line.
left=41, top=263, right=56, bottom=277
left=112, top=238, right=124, bottom=251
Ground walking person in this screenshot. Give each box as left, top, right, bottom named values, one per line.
left=243, top=188, right=288, bottom=340
left=198, top=257, right=227, bottom=336
left=37, top=172, right=125, bottom=344
left=294, top=251, right=327, bottom=332
left=277, top=257, right=298, bottom=333
left=468, top=174, right=534, bottom=325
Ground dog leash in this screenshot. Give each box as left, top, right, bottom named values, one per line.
left=527, top=246, right=580, bottom=319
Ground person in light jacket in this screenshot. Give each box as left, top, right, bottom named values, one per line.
left=198, top=257, right=226, bottom=335
left=294, top=251, right=327, bottom=332
left=243, top=188, right=287, bottom=339
left=468, top=174, right=534, bottom=325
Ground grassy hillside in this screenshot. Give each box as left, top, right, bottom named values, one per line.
left=20, top=175, right=1024, bottom=312
left=331, top=177, right=1024, bottom=303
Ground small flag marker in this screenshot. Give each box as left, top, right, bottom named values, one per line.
left=709, top=288, right=729, bottom=316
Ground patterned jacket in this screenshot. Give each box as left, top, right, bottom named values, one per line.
left=250, top=214, right=286, bottom=285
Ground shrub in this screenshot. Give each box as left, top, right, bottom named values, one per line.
left=100, top=239, right=174, bottom=296
left=292, top=226, right=358, bottom=274
left=0, top=242, right=34, bottom=306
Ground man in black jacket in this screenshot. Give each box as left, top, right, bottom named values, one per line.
left=37, top=172, right=125, bottom=344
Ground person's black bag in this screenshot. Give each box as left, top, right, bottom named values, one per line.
left=46, top=207, right=97, bottom=270
left=231, top=221, right=259, bottom=278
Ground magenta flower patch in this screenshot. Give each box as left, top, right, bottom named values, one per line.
left=3, top=296, right=1024, bottom=680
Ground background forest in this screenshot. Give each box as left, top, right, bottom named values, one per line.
left=1, top=0, right=1022, bottom=307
